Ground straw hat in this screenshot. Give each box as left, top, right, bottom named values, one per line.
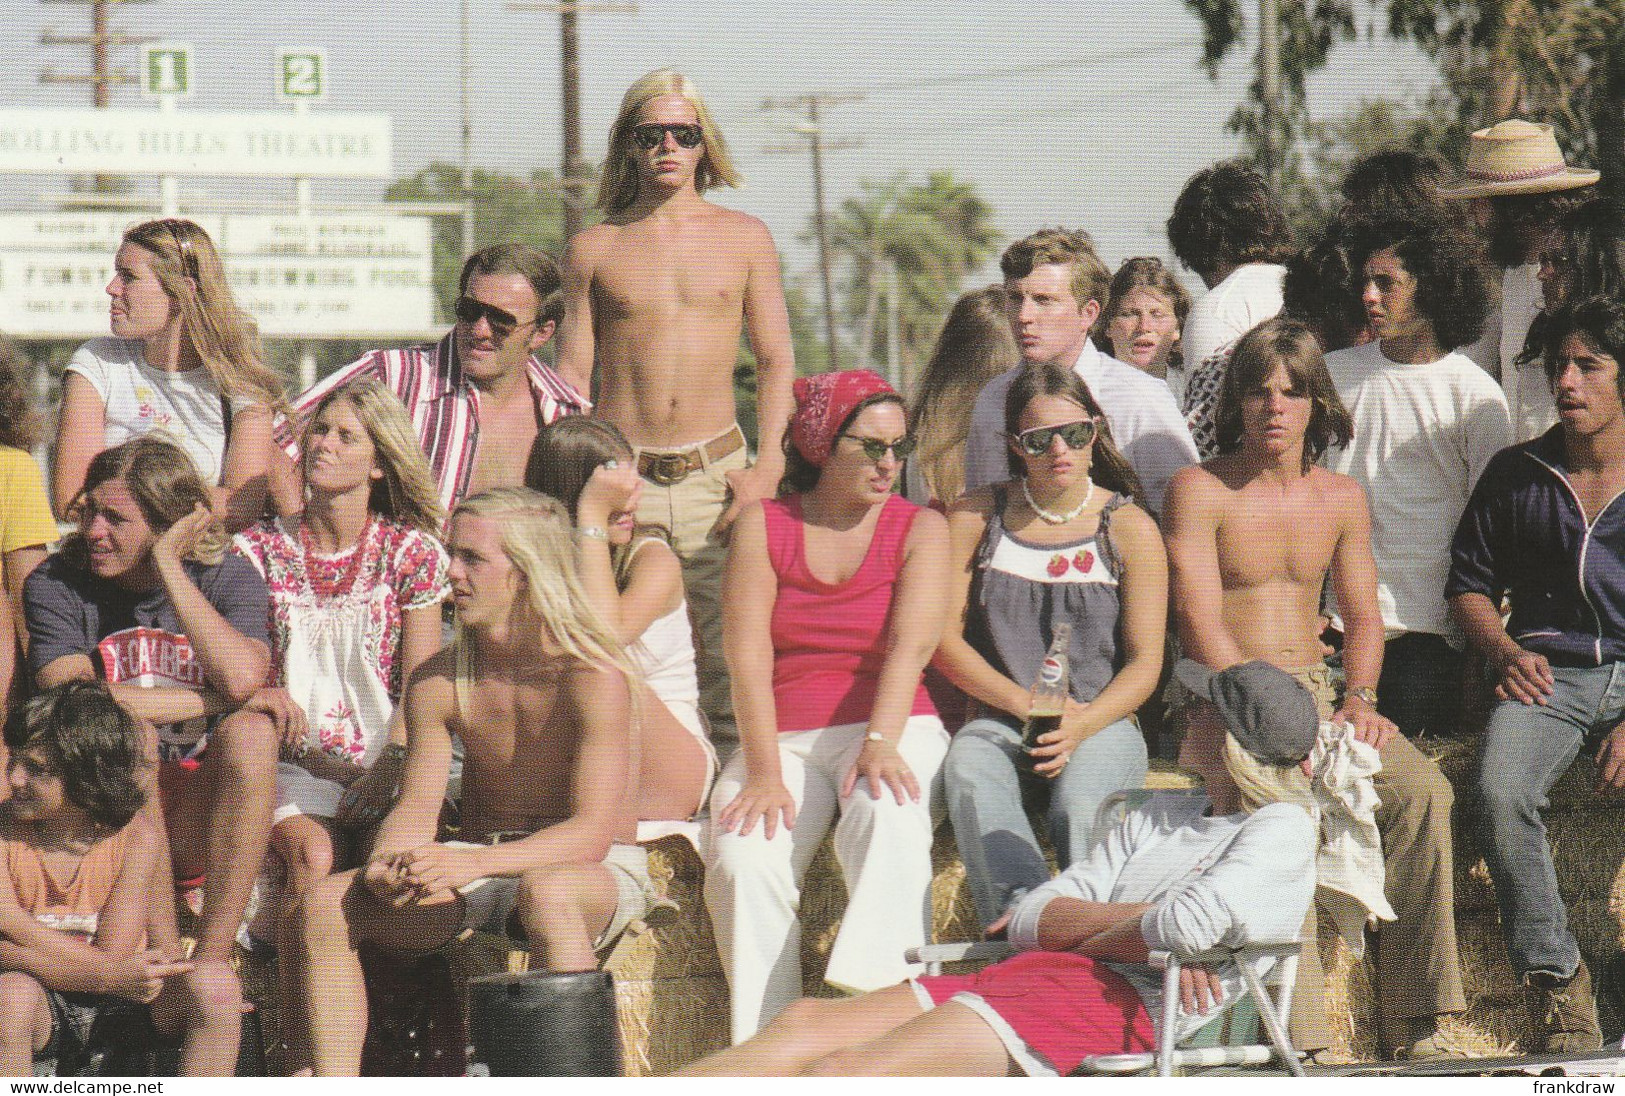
left=1439, top=119, right=1600, bottom=199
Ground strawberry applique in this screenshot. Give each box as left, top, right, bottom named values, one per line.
left=1074, top=549, right=1095, bottom=573
left=1046, top=554, right=1069, bottom=577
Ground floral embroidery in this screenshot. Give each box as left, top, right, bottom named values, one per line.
left=234, top=516, right=449, bottom=764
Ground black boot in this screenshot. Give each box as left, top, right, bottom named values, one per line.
left=467, top=970, right=621, bottom=1076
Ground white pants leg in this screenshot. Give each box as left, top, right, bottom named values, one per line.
left=703, top=716, right=948, bottom=1043
left=704, top=728, right=840, bottom=1044
left=822, top=715, right=949, bottom=996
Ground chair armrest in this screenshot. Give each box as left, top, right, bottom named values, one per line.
left=905, top=941, right=1015, bottom=967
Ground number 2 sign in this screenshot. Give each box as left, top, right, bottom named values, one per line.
left=276, top=50, right=327, bottom=102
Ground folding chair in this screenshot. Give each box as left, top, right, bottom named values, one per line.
left=907, top=788, right=1306, bottom=1076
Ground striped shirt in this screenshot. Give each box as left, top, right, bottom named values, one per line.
left=275, top=331, right=589, bottom=512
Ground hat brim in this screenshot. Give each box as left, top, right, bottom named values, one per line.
left=1438, top=167, right=1600, bottom=199
left=1172, top=658, right=1217, bottom=700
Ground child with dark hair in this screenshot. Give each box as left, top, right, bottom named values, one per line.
left=0, top=682, right=238, bottom=1075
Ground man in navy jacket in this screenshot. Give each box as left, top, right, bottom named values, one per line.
left=1447, top=295, right=1625, bottom=1054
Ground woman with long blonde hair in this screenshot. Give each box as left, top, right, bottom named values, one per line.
left=233, top=379, right=449, bottom=920
left=54, top=218, right=285, bottom=530
left=905, top=285, right=1019, bottom=508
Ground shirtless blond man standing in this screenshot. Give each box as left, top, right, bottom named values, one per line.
left=286, top=489, right=667, bottom=1076
left=1161, top=317, right=1464, bottom=1061
left=558, top=70, right=796, bottom=753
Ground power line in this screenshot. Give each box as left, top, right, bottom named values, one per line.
left=747, top=37, right=1203, bottom=107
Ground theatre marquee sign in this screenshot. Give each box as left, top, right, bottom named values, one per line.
left=0, top=108, right=392, bottom=178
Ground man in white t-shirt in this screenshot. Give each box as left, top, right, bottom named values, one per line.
left=1326, top=213, right=1511, bottom=740
left=961, top=229, right=1197, bottom=517
left=1439, top=120, right=1598, bottom=441
left=1164, top=160, right=1295, bottom=456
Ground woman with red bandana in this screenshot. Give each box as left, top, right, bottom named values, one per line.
left=703, top=369, right=951, bottom=1044
left=935, top=362, right=1167, bottom=932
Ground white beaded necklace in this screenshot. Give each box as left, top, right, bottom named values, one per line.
left=1022, top=476, right=1094, bottom=525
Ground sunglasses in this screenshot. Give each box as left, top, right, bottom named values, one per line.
left=454, top=295, right=536, bottom=338
left=1010, top=420, right=1098, bottom=456
left=631, top=122, right=704, bottom=150
left=842, top=433, right=917, bottom=462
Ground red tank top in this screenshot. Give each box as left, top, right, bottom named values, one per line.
left=763, top=493, right=937, bottom=733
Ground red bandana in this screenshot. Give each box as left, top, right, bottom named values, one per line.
left=790, top=369, right=896, bottom=467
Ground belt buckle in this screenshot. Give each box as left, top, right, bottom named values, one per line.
left=646, top=452, right=691, bottom=486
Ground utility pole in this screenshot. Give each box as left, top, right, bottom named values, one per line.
left=40, top=0, right=150, bottom=106
left=1258, top=0, right=1283, bottom=191
left=459, top=0, right=475, bottom=257
left=507, top=1, right=636, bottom=243
left=40, top=0, right=153, bottom=193
left=763, top=94, right=862, bottom=371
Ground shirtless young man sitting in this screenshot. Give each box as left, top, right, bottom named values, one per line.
left=1161, top=317, right=1464, bottom=1060
left=557, top=69, right=796, bottom=754
left=286, top=489, right=660, bottom=1076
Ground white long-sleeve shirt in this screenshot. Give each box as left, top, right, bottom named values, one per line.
left=962, top=339, right=1198, bottom=517
left=1007, top=794, right=1315, bottom=1045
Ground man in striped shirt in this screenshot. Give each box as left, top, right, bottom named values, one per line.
left=275, top=244, right=588, bottom=513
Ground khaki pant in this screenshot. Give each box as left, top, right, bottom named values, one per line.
left=634, top=436, right=748, bottom=758
left=1284, top=666, right=1465, bottom=1052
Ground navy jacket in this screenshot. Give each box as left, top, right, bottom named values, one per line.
left=1448, top=427, right=1625, bottom=667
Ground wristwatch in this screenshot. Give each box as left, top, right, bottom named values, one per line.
left=1349, top=686, right=1380, bottom=706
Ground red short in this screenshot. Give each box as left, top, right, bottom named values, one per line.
left=917, top=950, right=1154, bottom=1075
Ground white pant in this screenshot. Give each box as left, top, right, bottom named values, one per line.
left=703, top=715, right=949, bottom=1043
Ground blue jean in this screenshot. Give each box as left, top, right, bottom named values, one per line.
left=1477, top=661, right=1625, bottom=979
left=1378, top=632, right=1465, bottom=738
left=944, top=715, right=1148, bottom=927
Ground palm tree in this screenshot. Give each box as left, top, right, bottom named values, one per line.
left=821, top=173, right=1001, bottom=391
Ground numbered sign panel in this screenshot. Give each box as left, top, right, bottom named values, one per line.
left=276, top=49, right=327, bottom=102
left=141, top=42, right=193, bottom=98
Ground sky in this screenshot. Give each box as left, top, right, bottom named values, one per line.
left=0, top=0, right=1450, bottom=303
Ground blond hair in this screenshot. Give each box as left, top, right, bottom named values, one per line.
left=121, top=219, right=285, bottom=410
left=303, top=378, right=445, bottom=535
left=1223, top=733, right=1315, bottom=815
left=451, top=488, right=636, bottom=680
left=597, top=69, right=743, bottom=213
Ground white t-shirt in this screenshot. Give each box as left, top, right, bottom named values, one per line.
left=1171, top=263, right=1286, bottom=401
left=1498, top=264, right=1555, bottom=442
left=66, top=337, right=245, bottom=485
left=1325, top=340, right=1512, bottom=641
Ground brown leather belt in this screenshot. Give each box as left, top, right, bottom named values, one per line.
left=636, top=424, right=745, bottom=486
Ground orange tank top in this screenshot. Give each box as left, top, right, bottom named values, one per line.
left=4, top=825, right=132, bottom=939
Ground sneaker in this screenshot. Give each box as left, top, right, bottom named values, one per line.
left=1525, top=960, right=1604, bottom=1054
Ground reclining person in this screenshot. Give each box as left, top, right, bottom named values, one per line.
left=675, top=660, right=1317, bottom=1078
left=285, top=488, right=662, bottom=1076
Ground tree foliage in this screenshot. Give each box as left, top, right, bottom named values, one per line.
left=1184, top=0, right=1625, bottom=205
left=384, top=162, right=584, bottom=323
left=817, top=172, right=1001, bottom=393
